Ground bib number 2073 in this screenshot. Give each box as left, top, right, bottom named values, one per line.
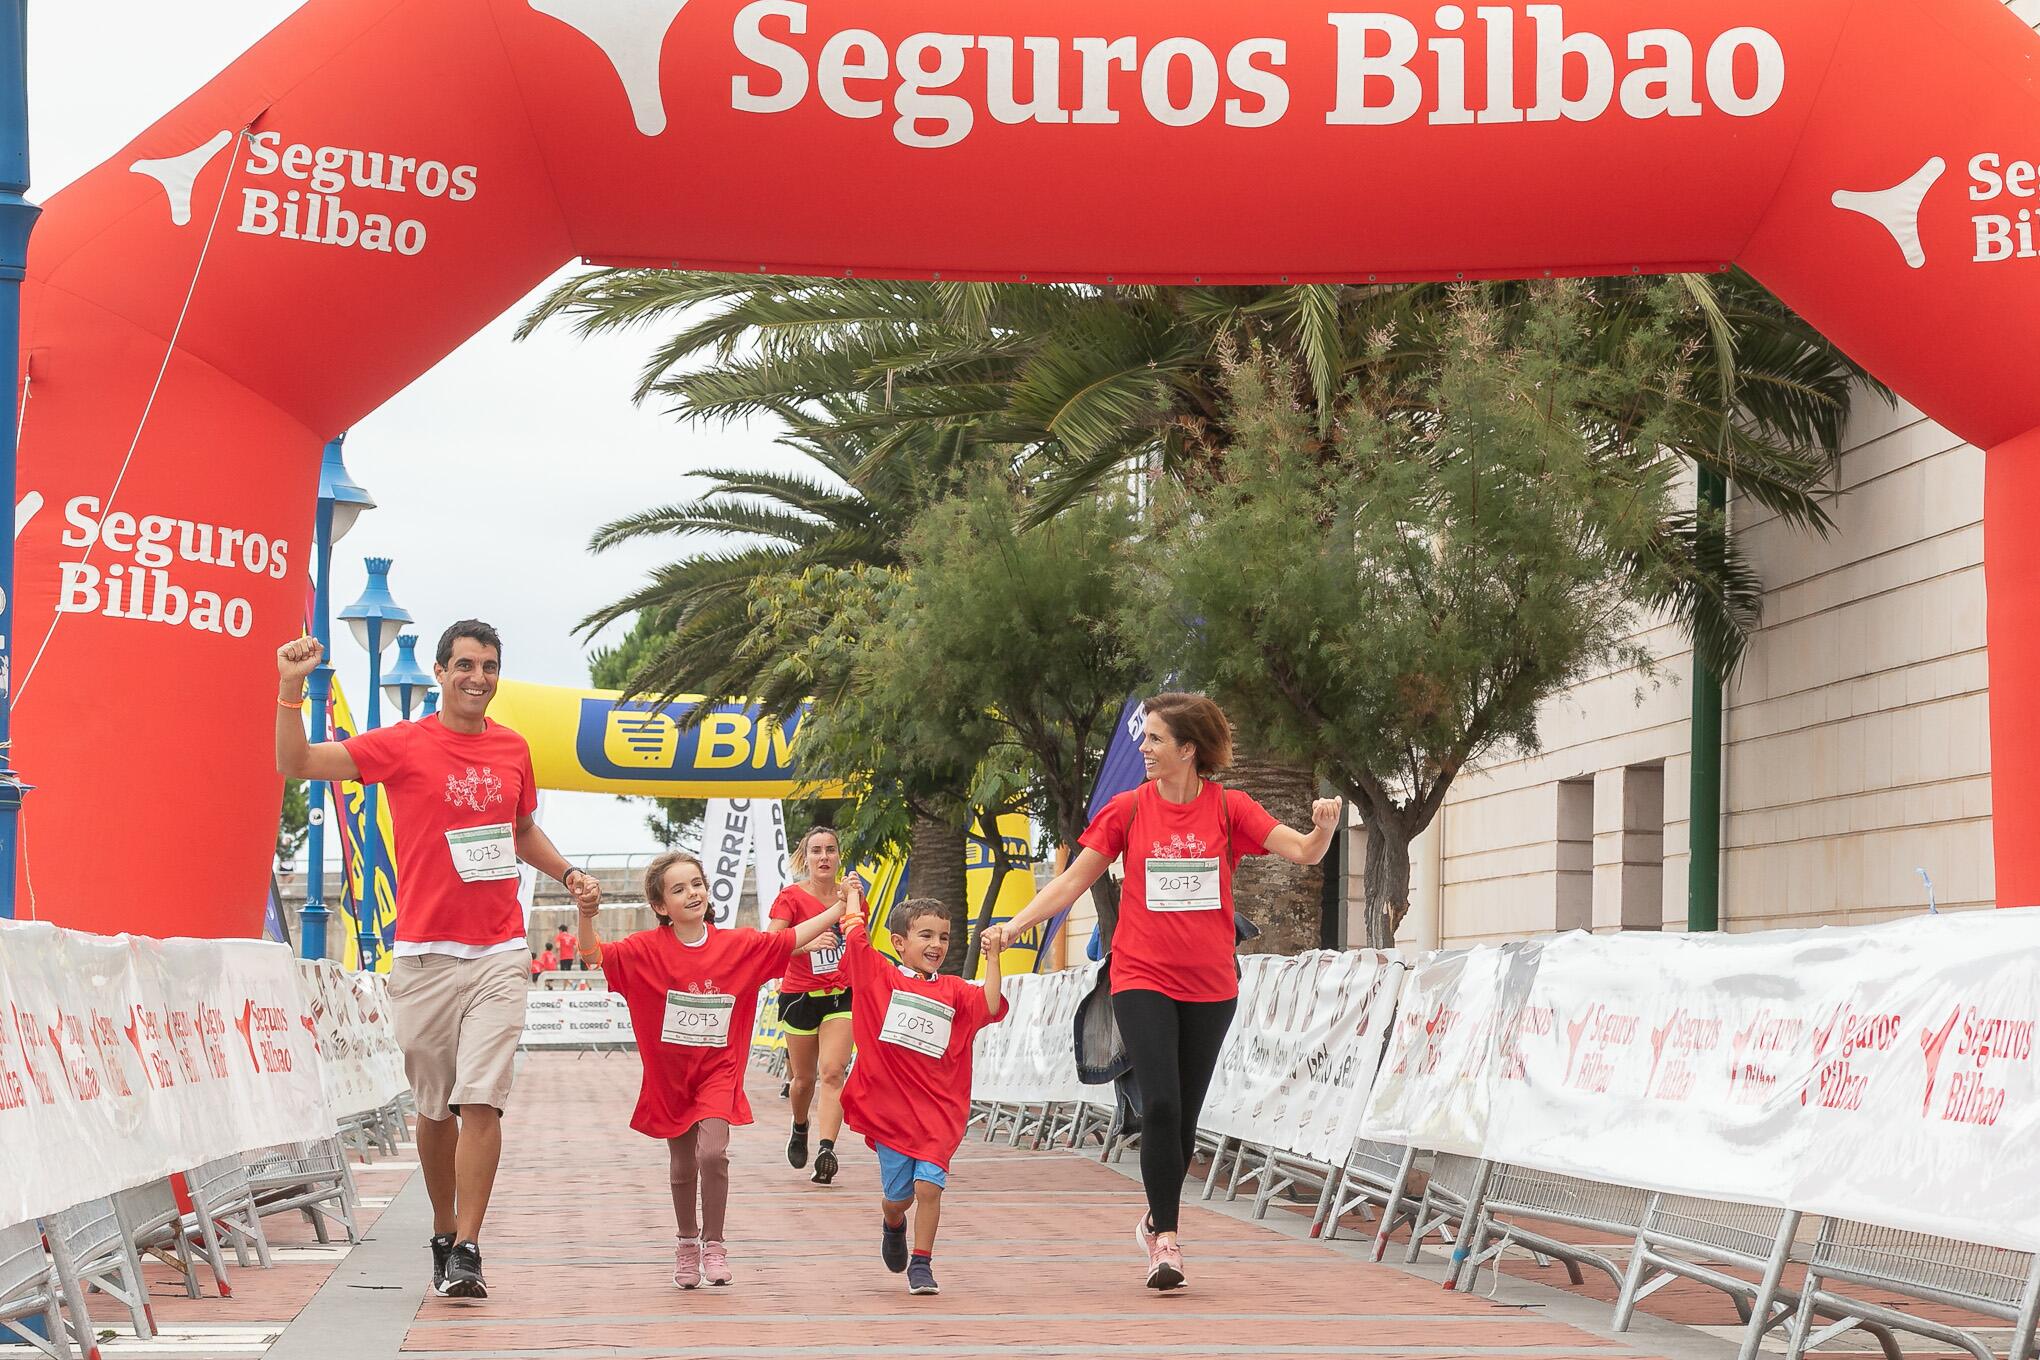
left=662, top=992, right=735, bottom=1048
left=1145, top=857, right=1221, bottom=912
left=445, top=823, right=517, bottom=883
left=879, top=992, right=955, bottom=1058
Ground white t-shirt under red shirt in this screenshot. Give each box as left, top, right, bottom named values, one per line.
left=1079, top=780, right=1278, bottom=1003
left=344, top=715, right=539, bottom=954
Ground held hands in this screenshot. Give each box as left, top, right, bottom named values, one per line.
left=277, top=636, right=323, bottom=689
left=839, top=878, right=866, bottom=929
left=980, top=924, right=1011, bottom=956
left=564, top=868, right=602, bottom=913
left=1310, top=798, right=1344, bottom=833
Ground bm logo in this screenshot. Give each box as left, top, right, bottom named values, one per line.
left=575, top=699, right=806, bottom=782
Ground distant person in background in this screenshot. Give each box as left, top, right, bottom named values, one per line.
left=528, top=952, right=541, bottom=982
left=555, top=921, right=578, bottom=970
left=537, top=943, right=560, bottom=977
left=767, top=826, right=852, bottom=1183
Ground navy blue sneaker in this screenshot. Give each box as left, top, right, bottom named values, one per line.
left=881, top=1219, right=909, bottom=1273
left=907, top=1256, right=939, bottom=1296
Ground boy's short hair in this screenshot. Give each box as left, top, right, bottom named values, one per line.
left=886, top=898, right=949, bottom=935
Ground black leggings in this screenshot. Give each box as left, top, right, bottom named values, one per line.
left=1112, top=988, right=1238, bottom=1234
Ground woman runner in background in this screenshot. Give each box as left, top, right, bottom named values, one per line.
left=767, top=826, right=853, bottom=1183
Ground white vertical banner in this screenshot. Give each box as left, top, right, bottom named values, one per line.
left=751, top=800, right=790, bottom=930
left=517, top=792, right=547, bottom=927
left=702, top=798, right=749, bottom=927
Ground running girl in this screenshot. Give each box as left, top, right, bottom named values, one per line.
left=577, top=851, right=844, bottom=1289
left=767, top=826, right=853, bottom=1183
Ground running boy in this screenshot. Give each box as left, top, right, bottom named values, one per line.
left=577, top=851, right=844, bottom=1289
left=837, top=883, right=1006, bottom=1296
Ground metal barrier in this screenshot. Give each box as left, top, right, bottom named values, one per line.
left=1785, top=1219, right=2040, bottom=1360
left=112, top=1181, right=200, bottom=1300
left=46, top=1197, right=155, bottom=1346
left=1613, top=1194, right=1900, bottom=1360
left=1316, top=1139, right=1421, bottom=1246
left=1456, top=1164, right=1650, bottom=1292
left=183, top=1156, right=274, bottom=1297
left=0, top=1221, right=70, bottom=1359
left=245, top=1137, right=362, bottom=1244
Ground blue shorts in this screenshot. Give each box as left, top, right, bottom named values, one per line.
left=875, top=1143, right=948, bottom=1202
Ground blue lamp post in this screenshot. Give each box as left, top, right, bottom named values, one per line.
left=0, top=0, right=40, bottom=922
left=382, top=633, right=431, bottom=721
left=421, top=688, right=440, bottom=718
left=340, top=558, right=410, bottom=970
left=300, top=436, right=374, bottom=961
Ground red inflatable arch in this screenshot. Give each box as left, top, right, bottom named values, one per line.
left=20, top=0, right=2040, bottom=937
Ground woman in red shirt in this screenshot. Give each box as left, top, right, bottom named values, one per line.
left=765, top=826, right=852, bottom=1183
left=577, top=851, right=842, bottom=1288
left=984, top=693, right=1340, bottom=1292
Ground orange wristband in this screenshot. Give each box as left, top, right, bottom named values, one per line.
left=278, top=694, right=304, bottom=709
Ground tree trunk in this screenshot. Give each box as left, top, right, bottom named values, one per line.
left=1360, top=814, right=1414, bottom=950
left=909, top=811, right=971, bottom=976
left=1225, top=742, right=1322, bottom=957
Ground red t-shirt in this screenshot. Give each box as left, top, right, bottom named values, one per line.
left=554, top=930, right=576, bottom=959
left=1079, top=781, right=1278, bottom=1003
left=837, top=918, right=1002, bottom=1169
left=536, top=951, right=559, bottom=973
left=597, top=924, right=797, bottom=1138
left=343, top=716, right=538, bottom=947
left=768, top=885, right=846, bottom=993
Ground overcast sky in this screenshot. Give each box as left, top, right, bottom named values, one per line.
left=31, top=2, right=778, bottom=860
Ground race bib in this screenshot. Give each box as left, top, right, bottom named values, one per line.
left=879, top=991, right=955, bottom=1059
left=1146, top=857, right=1222, bottom=912
left=809, top=935, right=844, bottom=976
left=445, top=823, right=517, bottom=883
left=661, top=992, right=735, bottom=1048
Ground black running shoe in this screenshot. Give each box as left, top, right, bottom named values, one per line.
left=810, top=1144, right=838, bottom=1185
left=907, top=1257, right=939, bottom=1296
left=438, top=1240, right=487, bottom=1299
left=881, top=1219, right=908, bottom=1273
left=428, top=1233, right=454, bottom=1293
left=787, top=1123, right=810, bottom=1169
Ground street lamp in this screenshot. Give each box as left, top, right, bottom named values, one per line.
left=382, top=633, right=431, bottom=721
left=421, top=688, right=440, bottom=718
left=340, top=557, right=410, bottom=971
left=300, top=435, right=375, bottom=962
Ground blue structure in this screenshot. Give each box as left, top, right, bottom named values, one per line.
left=0, top=1, right=39, bottom=920
left=300, top=436, right=375, bottom=961
left=340, top=557, right=410, bottom=969
left=383, top=633, right=431, bottom=721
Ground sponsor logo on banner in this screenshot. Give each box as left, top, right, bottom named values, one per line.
left=54, top=495, right=288, bottom=641
left=1799, top=1003, right=1900, bottom=1112
left=574, top=700, right=805, bottom=784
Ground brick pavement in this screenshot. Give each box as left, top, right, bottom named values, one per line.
left=105, top=1049, right=1983, bottom=1358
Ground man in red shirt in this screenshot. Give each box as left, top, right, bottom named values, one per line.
left=276, top=620, right=599, bottom=1301
left=553, top=923, right=578, bottom=971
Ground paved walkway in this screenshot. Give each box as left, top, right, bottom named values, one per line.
left=97, top=1053, right=1796, bottom=1359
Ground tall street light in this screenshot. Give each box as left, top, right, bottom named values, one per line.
left=382, top=633, right=431, bottom=722
left=300, top=435, right=374, bottom=961
left=0, top=0, right=41, bottom=921
left=340, top=557, right=410, bottom=971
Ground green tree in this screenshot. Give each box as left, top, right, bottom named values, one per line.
left=275, top=779, right=309, bottom=872
left=1132, top=283, right=1729, bottom=948
left=879, top=481, right=1146, bottom=943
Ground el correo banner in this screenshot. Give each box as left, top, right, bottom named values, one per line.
left=0, top=921, right=334, bottom=1228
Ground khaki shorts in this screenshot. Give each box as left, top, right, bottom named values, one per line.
left=388, top=951, right=527, bottom=1121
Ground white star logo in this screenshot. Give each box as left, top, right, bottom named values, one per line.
left=528, top=0, right=692, bottom=137
left=129, top=130, right=235, bottom=227
left=1832, top=156, right=1946, bottom=270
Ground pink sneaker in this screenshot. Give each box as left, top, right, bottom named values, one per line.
left=1145, top=1234, right=1185, bottom=1291
left=701, top=1240, right=732, bottom=1286
left=673, top=1236, right=701, bottom=1290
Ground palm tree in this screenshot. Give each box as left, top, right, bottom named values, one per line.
left=525, top=270, right=1874, bottom=953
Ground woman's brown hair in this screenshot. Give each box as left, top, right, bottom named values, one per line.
left=1144, top=691, right=1234, bottom=777
left=642, top=851, right=707, bottom=926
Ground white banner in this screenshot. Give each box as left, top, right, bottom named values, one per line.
left=0, top=921, right=333, bottom=1229
left=702, top=798, right=788, bottom=930
left=296, top=960, right=407, bottom=1120
left=520, top=989, right=634, bottom=1048
left=1363, top=913, right=2040, bottom=1252
left=972, top=966, right=1093, bottom=1106
left=1199, top=951, right=1405, bottom=1160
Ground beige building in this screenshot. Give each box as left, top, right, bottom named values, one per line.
left=1358, top=393, right=1992, bottom=950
